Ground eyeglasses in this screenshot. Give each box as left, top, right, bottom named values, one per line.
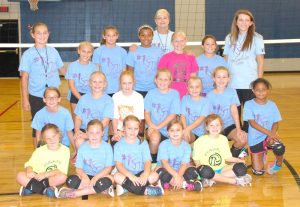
left=45, top=96, right=59, bottom=101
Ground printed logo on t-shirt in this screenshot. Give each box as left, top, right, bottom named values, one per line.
left=137, top=55, right=156, bottom=75
left=173, top=62, right=187, bottom=82
left=121, top=154, right=143, bottom=171
left=101, top=57, right=122, bottom=78
left=83, top=158, right=104, bottom=175
left=46, top=164, right=57, bottom=172
left=208, top=153, right=222, bottom=166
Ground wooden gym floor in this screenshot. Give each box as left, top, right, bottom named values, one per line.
left=0, top=73, right=299, bottom=207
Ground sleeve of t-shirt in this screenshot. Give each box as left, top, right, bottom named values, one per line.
left=60, top=147, right=70, bottom=174
left=157, top=141, right=168, bottom=163
left=65, top=63, right=74, bottom=80
left=141, top=140, right=152, bottom=162
left=103, top=97, right=114, bottom=119
left=144, top=92, right=151, bottom=112
left=75, top=146, right=84, bottom=169
left=231, top=89, right=241, bottom=107
left=190, top=55, right=199, bottom=73
left=202, top=99, right=212, bottom=116
left=221, top=136, right=232, bottom=160
left=65, top=110, right=74, bottom=131
left=157, top=54, right=168, bottom=69
left=272, top=102, right=282, bottom=122
left=180, top=96, right=187, bottom=116
left=31, top=111, right=43, bottom=131
left=113, top=142, right=122, bottom=162
left=192, top=138, right=202, bottom=161
left=121, top=48, right=127, bottom=68
left=170, top=91, right=181, bottom=114
left=112, top=94, right=119, bottom=119
left=223, top=35, right=231, bottom=56
left=54, top=48, right=64, bottom=68
left=255, top=35, right=265, bottom=55
left=24, top=149, right=39, bottom=169
left=18, top=49, right=31, bottom=73
left=105, top=144, right=114, bottom=167
left=136, top=94, right=145, bottom=120
left=74, top=98, right=84, bottom=117
left=182, top=143, right=192, bottom=164
left=126, top=52, right=135, bottom=67
left=92, top=48, right=101, bottom=65
left=243, top=101, right=254, bottom=121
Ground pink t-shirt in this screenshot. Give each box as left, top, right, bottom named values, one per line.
left=158, top=51, right=199, bottom=98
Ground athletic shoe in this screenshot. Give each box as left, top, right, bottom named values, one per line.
left=43, top=186, right=57, bottom=198
left=201, top=178, right=216, bottom=187
left=238, top=148, right=249, bottom=159
left=56, top=187, right=75, bottom=198
left=267, top=161, right=282, bottom=175
left=102, top=185, right=115, bottom=197
left=252, top=168, right=265, bottom=176
left=162, top=182, right=170, bottom=190
left=19, top=186, right=33, bottom=196
left=116, top=184, right=128, bottom=196
left=184, top=180, right=203, bottom=192
left=235, top=174, right=252, bottom=186
left=144, top=185, right=164, bottom=196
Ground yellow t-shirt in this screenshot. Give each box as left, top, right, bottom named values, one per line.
left=192, top=134, right=232, bottom=171
left=24, top=144, right=70, bottom=174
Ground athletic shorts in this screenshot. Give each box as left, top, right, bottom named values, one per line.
left=249, top=138, right=269, bottom=154
left=29, top=94, right=45, bottom=137
left=222, top=124, right=236, bottom=137
left=214, top=168, right=223, bottom=174
left=70, top=92, right=85, bottom=104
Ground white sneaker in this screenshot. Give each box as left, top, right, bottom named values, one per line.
left=201, top=178, right=216, bottom=187
left=235, top=174, right=252, bottom=187
left=102, top=185, right=115, bottom=197
left=116, top=184, right=128, bottom=196
left=238, top=148, right=249, bottom=159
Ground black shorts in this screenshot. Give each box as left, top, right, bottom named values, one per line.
left=236, top=89, right=254, bottom=106
left=136, top=91, right=148, bottom=98
left=70, top=92, right=85, bottom=104
left=107, top=93, right=114, bottom=97
left=249, top=138, right=268, bottom=154
left=222, top=124, right=236, bottom=137
left=29, top=94, right=45, bottom=137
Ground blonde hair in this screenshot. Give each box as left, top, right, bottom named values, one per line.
left=78, top=41, right=94, bottom=52
left=188, top=76, right=202, bottom=87
left=212, top=66, right=230, bottom=78
left=87, top=119, right=104, bottom=132
left=230, top=9, right=256, bottom=51
left=167, top=119, right=184, bottom=131
left=41, top=123, right=62, bottom=144
left=123, top=115, right=143, bottom=144
left=119, top=70, right=135, bottom=85
left=154, top=8, right=170, bottom=20
left=155, top=68, right=172, bottom=80
left=101, top=25, right=119, bottom=45
left=89, top=71, right=107, bottom=83
left=43, top=87, right=61, bottom=98
left=31, top=22, right=49, bottom=34
left=171, top=31, right=187, bottom=42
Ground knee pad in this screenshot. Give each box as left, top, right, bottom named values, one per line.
left=157, top=168, right=172, bottom=183
left=231, top=145, right=242, bottom=158
left=272, top=143, right=285, bottom=156
left=197, top=165, right=215, bottom=179
left=183, top=167, right=199, bottom=181
left=232, top=163, right=247, bottom=177
left=123, top=178, right=146, bottom=195
left=66, top=175, right=81, bottom=189
left=93, top=177, right=112, bottom=193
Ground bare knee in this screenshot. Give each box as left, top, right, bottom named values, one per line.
left=114, top=172, right=125, bottom=185
left=49, top=173, right=67, bottom=186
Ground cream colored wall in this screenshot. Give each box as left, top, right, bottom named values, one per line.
left=0, top=0, right=20, bottom=20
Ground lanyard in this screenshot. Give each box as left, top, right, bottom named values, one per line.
left=35, top=46, right=48, bottom=87
left=157, top=31, right=169, bottom=53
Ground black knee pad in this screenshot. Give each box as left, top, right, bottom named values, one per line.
left=272, top=143, right=285, bottom=156
left=26, top=178, right=45, bottom=194
left=157, top=168, right=172, bottom=183
left=123, top=178, right=146, bottom=195
left=233, top=163, right=247, bottom=177
left=93, top=177, right=112, bottom=193
left=197, top=165, right=215, bottom=179
left=66, top=175, right=81, bottom=189
left=183, top=167, right=199, bottom=181
left=231, top=145, right=241, bottom=158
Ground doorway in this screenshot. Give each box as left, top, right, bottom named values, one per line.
left=0, top=20, right=19, bottom=77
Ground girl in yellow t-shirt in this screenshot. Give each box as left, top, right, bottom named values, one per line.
left=192, top=114, right=251, bottom=187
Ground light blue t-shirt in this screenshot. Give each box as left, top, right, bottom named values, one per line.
left=181, top=95, right=211, bottom=136
left=31, top=106, right=73, bottom=146
left=92, top=45, right=127, bottom=94
left=114, top=138, right=151, bottom=175
left=207, top=88, right=240, bottom=128
left=144, top=88, right=181, bottom=137
left=157, top=139, right=191, bottom=171
left=126, top=46, right=163, bottom=91
left=223, top=32, right=265, bottom=89
left=76, top=141, right=114, bottom=176
left=18, top=46, right=64, bottom=98
left=243, top=99, right=282, bottom=146
left=74, top=93, right=113, bottom=141
left=196, top=54, right=227, bottom=94
left=65, top=60, right=98, bottom=94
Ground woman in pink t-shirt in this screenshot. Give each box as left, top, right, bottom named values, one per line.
left=158, top=31, right=199, bottom=99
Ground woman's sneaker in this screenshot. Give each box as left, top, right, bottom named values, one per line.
left=267, top=161, right=282, bottom=175
left=144, top=185, right=164, bottom=196
left=184, top=180, right=203, bottom=192
left=235, top=174, right=252, bottom=186
left=56, top=187, right=75, bottom=198
left=116, top=184, right=128, bottom=196
left=201, top=178, right=216, bottom=187
left=43, top=186, right=57, bottom=198
left=19, top=186, right=33, bottom=196
left=101, top=185, right=115, bottom=197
